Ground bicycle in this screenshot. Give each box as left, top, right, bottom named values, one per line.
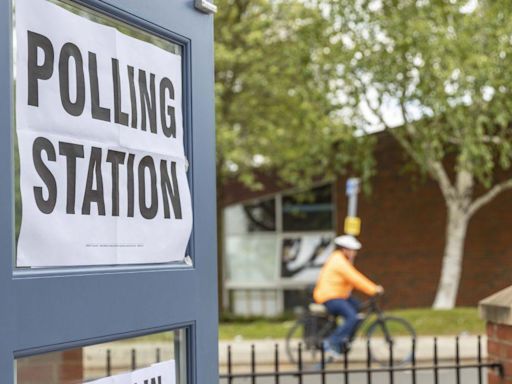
left=285, top=295, right=415, bottom=366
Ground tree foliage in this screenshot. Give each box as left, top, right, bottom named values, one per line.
left=331, top=0, right=512, bottom=186
left=215, top=0, right=375, bottom=190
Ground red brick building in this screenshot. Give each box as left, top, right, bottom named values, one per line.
left=221, top=133, right=512, bottom=314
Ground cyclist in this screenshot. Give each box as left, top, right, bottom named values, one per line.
left=313, top=235, right=384, bottom=356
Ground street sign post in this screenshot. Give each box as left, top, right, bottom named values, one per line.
left=344, top=177, right=361, bottom=236
left=344, top=216, right=361, bottom=236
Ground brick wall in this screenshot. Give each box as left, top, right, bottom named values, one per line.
left=222, top=133, right=512, bottom=308
left=480, top=287, right=512, bottom=384
left=487, top=323, right=512, bottom=384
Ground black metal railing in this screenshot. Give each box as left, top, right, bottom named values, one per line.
left=219, top=336, right=504, bottom=384
left=105, top=347, right=162, bottom=376
left=98, top=335, right=504, bottom=383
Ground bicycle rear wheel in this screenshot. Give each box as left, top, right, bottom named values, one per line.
left=285, top=318, right=306, bottom=364
left=285, top=315, right=335, bottom=364
left=366, top=316, right=416, bottom=366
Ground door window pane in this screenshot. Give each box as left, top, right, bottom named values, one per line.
left=16, top=329, right=188, bottom=384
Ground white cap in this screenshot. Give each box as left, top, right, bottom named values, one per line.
left=334, top=235, right=362, bottom=250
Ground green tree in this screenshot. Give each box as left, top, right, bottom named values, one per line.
left=215, top=0, right=372, bottom=188
left=214, top=0, right=374, bottom=308
left=331, top=0, right=512, bottom=308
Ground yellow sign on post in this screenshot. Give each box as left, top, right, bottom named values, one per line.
left=344, top=216, right=361, bottom=236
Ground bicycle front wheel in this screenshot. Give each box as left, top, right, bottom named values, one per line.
left=366, top=316, right=416, bottom=366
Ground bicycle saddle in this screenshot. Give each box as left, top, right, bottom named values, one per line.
left=308, top=303, right=328, bottom=314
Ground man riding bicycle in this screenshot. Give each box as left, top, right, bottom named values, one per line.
left=313, top=235, right=384, bottom=356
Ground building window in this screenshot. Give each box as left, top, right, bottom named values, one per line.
left=223, top=183, right=336, bottom=315
left=224, top=199, right=276, bottom=235
left=224, top=198, right=278, bottom=285
left=282, top=184, right=334, bottom=232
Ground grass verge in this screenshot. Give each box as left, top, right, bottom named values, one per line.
left=218, top=307, right=484, bottom=340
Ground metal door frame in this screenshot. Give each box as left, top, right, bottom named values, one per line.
left=0, top=0, right=217, bottom=382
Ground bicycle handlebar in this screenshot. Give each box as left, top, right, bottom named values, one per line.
left=360, top=293, right=384, bottom=312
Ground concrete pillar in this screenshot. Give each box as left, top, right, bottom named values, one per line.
left=480, top=286, right=512, bottom=384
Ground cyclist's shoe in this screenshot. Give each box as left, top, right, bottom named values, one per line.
left=322, top=340, right=342, bottom=360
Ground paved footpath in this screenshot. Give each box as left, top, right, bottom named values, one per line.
left=219, top=370, right=487, bottom=384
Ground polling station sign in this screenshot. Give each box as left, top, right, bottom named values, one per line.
left=16, top=0, right=193, bottom=267
left=87, top=360, right=176, bottom=384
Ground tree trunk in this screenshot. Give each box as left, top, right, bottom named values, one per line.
left=432, top=205, right=470, bottom=309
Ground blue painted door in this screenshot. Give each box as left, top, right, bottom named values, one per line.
left=0, top=0, right=217, bottom=382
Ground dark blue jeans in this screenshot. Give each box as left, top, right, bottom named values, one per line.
left=324, top=296, right=361, bottom=351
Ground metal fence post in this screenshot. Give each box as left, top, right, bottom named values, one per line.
left=455, top=336, right=461, bottom=384
left=477, top=335, right=483, bottom=384
left=227, top=345, right=233, bottom=384
left=433, top=337, right=439, bottom=384
left=297, top=343, right=303, bottom=384
left=274, top=343, right=280, bottom=384
left=320, top=343, right=326, bottom=384
left=411, top=338, right=417, bottom=384
left=344, top=347, right=349, bottom=384
left=388, top=340, right=394, bottom=384
left=366, top=340, right=372, bottom=384
left=106, top=349, right=111, bottom=376
left=251, top=344, right=256, bottom=384
left=131, top=348, right=136, bottom=370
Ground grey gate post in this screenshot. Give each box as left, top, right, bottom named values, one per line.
left=0, top=0, right=217, bottom=383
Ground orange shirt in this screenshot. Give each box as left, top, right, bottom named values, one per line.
left=313, top=250, right=378, bottom=303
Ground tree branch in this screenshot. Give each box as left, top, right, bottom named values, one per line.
left=447, top=135, right=505, bottom=145
left=397, top=93, right=456, bottom=201
left=468, top=178, right=512, bottom=217
left=428, top=161, right=456, bottom=202
left=358, top=82, right=456, bottom=200
left=398, top=94, right=412, bottom=129
left=359, top=89, right=391, bottom=131
left=354, top=74, right=457, bottom=201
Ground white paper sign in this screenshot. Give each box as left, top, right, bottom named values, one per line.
left=16, top=0, right=193, bottom=266
left=87, top=360, right=176, bottom=384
